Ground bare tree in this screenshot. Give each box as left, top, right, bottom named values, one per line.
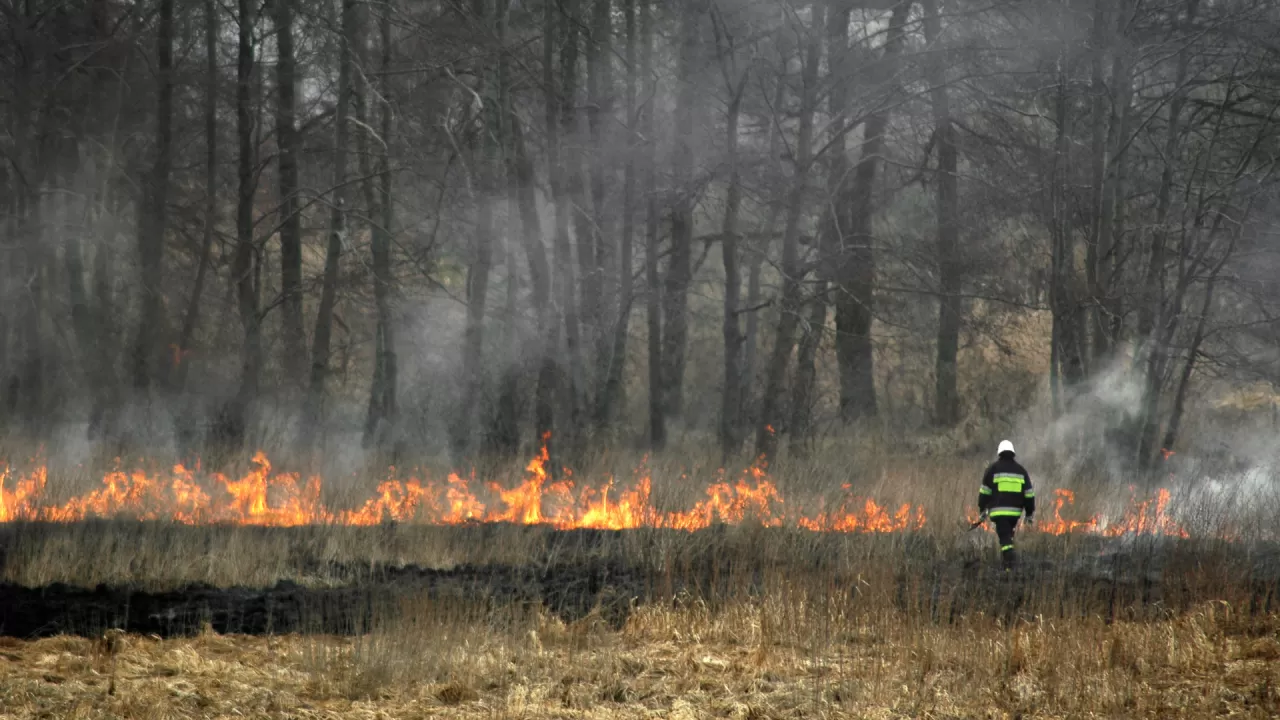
left=922, top=0, right=961, bottom=426
left=757, top=5, right=821, bottom=464
left=131, top=0, right=175, bottom=391
left=596, top=0, right=638, bottom=429
left=833, top=0, right=909, bottom=423
left=365, top=1, right=398, bottom=452
left=275, top=0, right=307, bottom=384
left=306, top=0, right=358, bottom=437
left=220, top=0, right=262, bottom=447
left=661, top=0, right=703, bottom=421
left=642, top=0, right=666, bottom=449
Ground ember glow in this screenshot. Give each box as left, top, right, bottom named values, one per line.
left=0, top=442, right=1186, bottom=536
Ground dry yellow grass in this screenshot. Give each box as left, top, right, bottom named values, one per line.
left=1, top=597, right=1276, bottom=719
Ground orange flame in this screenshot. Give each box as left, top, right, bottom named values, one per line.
left=0, top=441, right=1194, bottom=537
left=0, top=442, right=930, bottom=534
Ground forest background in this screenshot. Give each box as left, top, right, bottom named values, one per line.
left=4, top=0, right=1280, bottom=488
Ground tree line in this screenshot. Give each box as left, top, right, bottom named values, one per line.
left=3, top=0, right=1279, bottom=472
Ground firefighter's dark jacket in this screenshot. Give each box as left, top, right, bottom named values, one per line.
left=978, top=453, right=1036, bottom=519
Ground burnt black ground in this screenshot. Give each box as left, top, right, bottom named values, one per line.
left=0, top=559, right=646, bottom=639
left=0, top=522, right=1277, bottom=639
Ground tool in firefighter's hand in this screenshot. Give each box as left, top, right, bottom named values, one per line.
left=968, top=512, right=988, bottom=530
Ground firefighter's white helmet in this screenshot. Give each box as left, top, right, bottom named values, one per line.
left=998, top=440, right=1015, bottom=456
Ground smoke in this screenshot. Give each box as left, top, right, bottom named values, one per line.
left=999, top=354, right=1279, bottom=537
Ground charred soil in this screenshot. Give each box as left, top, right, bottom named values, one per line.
left=0, top=521, right=1277, bottom=639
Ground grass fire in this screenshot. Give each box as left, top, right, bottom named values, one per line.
left=5, top=0, right=1280, bottom=714
left=0, top=439, right=1205, bottom=539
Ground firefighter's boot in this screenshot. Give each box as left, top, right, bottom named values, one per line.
left=1001, top=545, right=1017, bottom=571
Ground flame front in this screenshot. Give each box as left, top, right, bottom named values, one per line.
left=0, top=442, right=1194, bottom=537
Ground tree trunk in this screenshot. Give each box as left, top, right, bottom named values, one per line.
left=922, top=0, right=961, bottom=426
left=174, top=0, right=219, bottom=395
left=511, top=116, right=555, bottom=458
left=719, top=70, right=748, bottom=459
left=756, top=8, right=821, bottom=464
left=549, top=0, right=584, bottom=454
left=661, top=0, right=701, bottom=420
left=596, top=0, right=635, bottom=429
left=640, top=0, right=665, bottom=449
left=89, top=221, right=118, bottom=434
left=1049, top=49, right=1085, bottom=410
left=1136, top=0, right=1197, bottom=467
left=789, top=0, right=849, bottom=449
left=454, top=0, right=496, bottom=460
left=306, top=0, right=356, bottom=434
left=364, top=4, right=397, bottom=452
left=131, top=0, right=174, bottom=391
left=1085, top=0, right=1109, bottom=365
left=16, top=203, right=44, bottom=434
left=219, top=0, right=260, bottom=448
left=789, top=281, right=827, bottom=457
left=833, top=1, right=908, bottom=423
left=275, top=0, right=306, bottom=384
left=10, top=80, right=45, bottom=435
left=1098, top=0, right=1134, bottom=354
left=587, top=0, right=614, bottom=409
left=1162, top=253, right=1226, bottom=454
left=742, top=68, right=787, bottom=419
left=66, top=236, right=98, bottom=433
left=490, top=0, right=520, bottom=456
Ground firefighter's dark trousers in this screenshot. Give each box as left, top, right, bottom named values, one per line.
left=993, top=516, right=1019, bottom=570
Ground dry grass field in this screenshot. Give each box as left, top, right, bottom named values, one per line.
left=1, top=596, right=1277, bottom=719
left=1, top=445, right=1278, bottom=718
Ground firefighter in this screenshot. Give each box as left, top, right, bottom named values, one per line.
left=978, top=440, right=1036, bottom=570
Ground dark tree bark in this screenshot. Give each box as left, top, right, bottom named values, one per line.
left=922, top=0, right=961, bottom=427
left=219, top=0, right=261, bottom=448
left=16, top=206, right=44, bottom=433
left=305, top=0, right=356, bottom=434
left=1101, top=2, right=1135, bottom=348
left=130, top=0, right=175, bottom=391
left=274, top=0, right=306, bottom=383
left=1048, top=47, right=1087, bottom=415
left=641, top=0, right=665, bottom=449
left=4, top=12, right=42, bottom=435
left=490, top=0, right=520, bottom=456
left=454, top=0, right=497, bottom=460
left=364, top=4, right=397, bottom=452
left=512, top=117, right=556, bottom=457
left=549, top=0, right=585, bottom=453
left=174, top=0, right=219, bottom=395
left=1136, top=0, right=1197, bottom=467
left=789, top=281, right=827, bottom=457
left=757, top=8, right=821, bottom=464
left=596, top=0, right=636, bottom=429
left=89, top=224, right=118, bottom=434
left=833, top=1, right=909, bottom=423
left=10, top=102, right=45, bottom=433
left=742, top=68, right=788, bottom=419
left=65, top=222, right=97, bottom=406
left=586, top=0, right=615, bottom=408
left=719, top=69, right=748, bottom=459
left=1085, top=0, right=1110, bottom=365
left=1162, top=231, right=1236, bottom=453
left=661, top=0, right=701, bottom=420
left=791, top=0, right=849, bottom=451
